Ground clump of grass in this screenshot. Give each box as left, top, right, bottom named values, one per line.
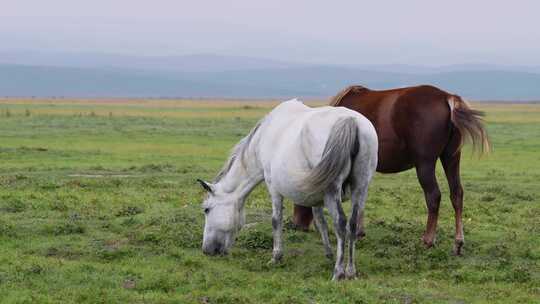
left=94, top=240, right=133, bottom=261
left=237, top=229, right=273, bottom=250
left=136, top=163, right=177, bottom=173
left=25, top=264, right=46, bottom=275
left=64, top=179, right=86, bottom=188
left=110, top=178, right=122, bottom=187
left=487, top=242, right=513, bottom=269
left=120, top=216, right=141, bottom=227
left=44, top=246, right=82, bottom=260
left=148, top=211, right=204, bottom=248
left=505, top=265, right=532, bottom=283
left=0, top=220, right=17, bottom=237
left=513, top=192, right=535, bottom=202
left=286, top=230, right=307, bottom=243
left=15, top=174, right=29, bottom=180
left=136, top=274, right=177, bottom=293
left=49, top=200, right=69, bottom=212
left=46, top=219, right=86, bottom=235
left=116, top=205, right=144, bottom=217
left=1, top=198, right=27, bottom=213
left=25, top=109, right=31, bottom=117
left=137, top=230, right=163, bottom=245
left=481, top=194, right=497, bottom=202
left=89, top=165, right=106, bottom=171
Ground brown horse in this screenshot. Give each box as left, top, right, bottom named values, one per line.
left=293, top=85, right=489, bottom=255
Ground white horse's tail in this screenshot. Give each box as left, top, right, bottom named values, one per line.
left=303, top=117, right=359, bottom=194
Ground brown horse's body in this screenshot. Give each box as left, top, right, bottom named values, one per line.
left=293, top=85, right=489, bottom=255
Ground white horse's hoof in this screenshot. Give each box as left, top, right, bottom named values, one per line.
left=267, top=254, right=283, bottom=265
left=346, top=269, right=357, bottom=280
left=332, top=270, right=346, bottom=281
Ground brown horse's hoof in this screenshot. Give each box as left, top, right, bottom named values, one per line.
left=422, top=235, right=435, bottom=248
left=453, top=239, right=464, bottom=256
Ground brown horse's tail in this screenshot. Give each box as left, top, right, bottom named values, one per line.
left=447, top=95, right=490, bottom=155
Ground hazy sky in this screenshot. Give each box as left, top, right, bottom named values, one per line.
left=2, top=0, right=540, bottom=65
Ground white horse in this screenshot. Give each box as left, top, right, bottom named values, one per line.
left=198, top=99, right=378, bottom=280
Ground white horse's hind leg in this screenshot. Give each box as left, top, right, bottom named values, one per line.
left=324, top=187, right=347, bottom=281
left=312, top=206, right=333, bottom=260
left=346, top=182, right=369, bottom=279
left=356, top=209, right=366, bottom=240
left=269, top=192, right=284, bottom=264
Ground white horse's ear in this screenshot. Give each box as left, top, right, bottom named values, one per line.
left=197, top=179, right=215, bottom=194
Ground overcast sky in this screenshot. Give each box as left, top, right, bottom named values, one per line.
left=1, top=0, right=539, bottom=66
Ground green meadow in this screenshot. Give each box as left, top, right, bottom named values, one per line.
left=0, top=99, right=538, bottom=303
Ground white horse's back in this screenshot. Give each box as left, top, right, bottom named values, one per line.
left=257, top=100, right=377, bottom=205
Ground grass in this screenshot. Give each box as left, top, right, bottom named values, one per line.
left=0, top=99, right=538, bottom=303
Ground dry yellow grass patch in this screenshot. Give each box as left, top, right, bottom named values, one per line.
left=1, top=98, right=538, bottom=122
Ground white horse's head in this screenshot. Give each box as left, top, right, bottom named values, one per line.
left=198, top=179, right=245, bottom=255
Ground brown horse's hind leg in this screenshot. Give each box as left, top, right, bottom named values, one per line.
left=441, top=150, right=465, bottom=256
left=292, top=205, right=313, bottom=231
left=415, top=160, right=441, bottom=248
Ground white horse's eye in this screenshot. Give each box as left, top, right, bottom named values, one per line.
left=204, top=208, right=210, bottom=214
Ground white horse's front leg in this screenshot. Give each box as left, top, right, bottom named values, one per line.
left=324, top=188, right=346, bottom=281
left=269, top=192, right=284, bottom=264
left=312, top=206, right=333, bottom=260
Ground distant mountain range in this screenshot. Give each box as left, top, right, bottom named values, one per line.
left=1, top=51, right=539, bottom=100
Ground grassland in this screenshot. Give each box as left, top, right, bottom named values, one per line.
left=0, top=98, right=538, bottom=303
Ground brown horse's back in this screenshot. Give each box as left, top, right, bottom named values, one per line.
left=334, top=85, right=453, bottom=173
